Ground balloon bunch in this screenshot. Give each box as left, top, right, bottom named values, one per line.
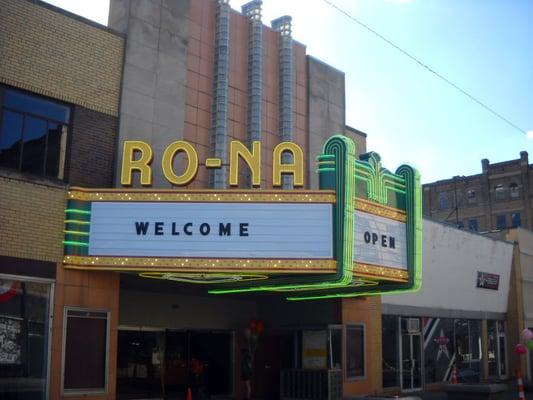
left=244, top=319, right=264, bottom=361
left=515, top=328, right=533, bottom=355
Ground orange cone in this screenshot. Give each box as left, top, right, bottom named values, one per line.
left=451, top=365, right=458, bottom=384
left=517, top=370, right=526, bottom=400
left=186, top=387, right=192, bottom=400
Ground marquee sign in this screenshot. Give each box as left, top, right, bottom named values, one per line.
left=64, top=191, right=335, bottom=274
left=63, top=135, right=421, bottom=300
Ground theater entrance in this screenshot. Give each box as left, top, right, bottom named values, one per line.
left=117, top=328, right=233, bottom=399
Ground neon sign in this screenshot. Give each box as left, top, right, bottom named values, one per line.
left=63, top=136, right=422, bottom=300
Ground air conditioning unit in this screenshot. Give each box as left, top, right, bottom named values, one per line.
left=403, top=318, right=420, bottom=333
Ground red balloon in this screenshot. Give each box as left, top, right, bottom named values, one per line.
left=515, top=343, right=527, bottom=355
left=249, top=320, right=257, bottom=331
left=256, top=320, right=264, bottom=334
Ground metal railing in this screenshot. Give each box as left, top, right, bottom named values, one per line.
left=280, top=369, right=342, bottom=400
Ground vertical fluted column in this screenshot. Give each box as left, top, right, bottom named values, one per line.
left=242, top=0, right=263, bottom=187
left=272, top=16, right=293, bottom=189
left=210, top=0, right=231, bottom=189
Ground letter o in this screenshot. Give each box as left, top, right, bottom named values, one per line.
left=364, top=232, right=371, bottom=243
left=162, top=141, right=198, bottom=185
left=200, top=223, right=211, bottom=236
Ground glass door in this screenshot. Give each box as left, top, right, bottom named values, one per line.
left=496, top=321, right=507, bottom=378
left=401, top=332, right=422, bottom=391
left=116, top=329, right=165, bottom=400
left=164, top=330, right=233, bottom=399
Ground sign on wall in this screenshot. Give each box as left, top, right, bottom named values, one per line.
left=0, top=316, right=22, bottom=365
left=64, top=136, right=422, bottom=300
left=476, top=271, right=500, bottom=290
left=64, top=190, right=336, bottom=274
left=354, top=210, right=407, bottom=270
left=302, top=331, right=328, bottom=369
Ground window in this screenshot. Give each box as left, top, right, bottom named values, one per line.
left=467, top=189, right=476, bottom=204
left=487, top=320, right=507, bottom=378
left=438, top=192, right=449, bottom=210
left=468, top=219, right=479, bottom=232
left=62, top=308, right=109, bottom=394
left=496, top=215, right=506, bottom=230
left=512, top=212, right=521, bottom=228
left=346, top=325, right=365, bottom=379
left=509, top=183, right=520, bottom=199
left=0, top=87, right=70, bottom=178
left=329, top=326, right=342, bottom=369
left=0, top=278, right=52, bottom=400
left=457, top=221, right=464, bottom=229
left=454, top=319, right=482, bottom=381
left=382, top=316, right=399, bottom=387
left=494, top=184, right=506, bottom=200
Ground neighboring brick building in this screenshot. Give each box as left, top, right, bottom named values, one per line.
left=423, top=151, right=532, bottom=232
left=0, top=0, right=123, bottom=398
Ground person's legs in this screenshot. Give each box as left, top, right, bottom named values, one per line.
left=244, top=379, right=251, bottom=400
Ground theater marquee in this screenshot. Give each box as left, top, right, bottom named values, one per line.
left=63, top=135, right=422, bottom=300
left=64, top=190, right=335, bottom=274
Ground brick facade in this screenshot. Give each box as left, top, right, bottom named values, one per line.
left=0, top=0, right=124, bottom=116
left=68, top=105, right=118, bottom=187
left=423, top=152, right=533, bottom=231
left=0, top=174, right=66, bottom=262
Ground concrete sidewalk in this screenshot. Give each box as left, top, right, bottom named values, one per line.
left=345, top=381, right=533, bottom=400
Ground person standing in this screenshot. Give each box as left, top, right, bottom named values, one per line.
left=241, top=349, right=252, bottom=400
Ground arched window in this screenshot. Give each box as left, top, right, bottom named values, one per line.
left=495, top=184, right=506, bottom=200
left=467, top=189, right=476, bottom=204
left=509, top=183, right=519, bottom=199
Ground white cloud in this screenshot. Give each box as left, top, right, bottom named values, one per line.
left=527, top=131, right=533, bottom=140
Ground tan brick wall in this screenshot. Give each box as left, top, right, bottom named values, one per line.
left=342, top=297, right=383, bottom=396
left=0, top=0, right=123, bottom=116
left=0, top=174, right=66, bottom=262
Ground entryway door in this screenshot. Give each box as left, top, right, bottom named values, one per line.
left=401, top=332, right=422, bottom=391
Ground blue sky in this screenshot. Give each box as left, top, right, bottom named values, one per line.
left=44, top=0, right=533, bottom=183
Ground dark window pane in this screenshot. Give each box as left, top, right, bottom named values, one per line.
left=454, top=319, right=470, bottom=368
left=64, top=313, right=107, bottom=390
left=346, top=325, right=364, bottom=378
left=497, top=321, right=506, bottom=376
left=0, top=110, right=23, bottom=169
left=5, top=89, right=70, bottom=123
left=424, top=318, right=455, bottom=384
left=45, top=122, right=63, bottom=177
left=512, top=213, right=521, bottom=228
left=21, top=116, right=47, bottom=175
left=487, top=320, right=497, bottom=376
left=468, top=219, right=478, bottom=232
left=382, top=316, right=399, bottom=387
left=330, top=328, right=342, bottom=369
left=438, top=193, right=449, bottom=210
left=0, top=280, right=51, bottom=399
left=496, top=215, right=506, bottom=230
